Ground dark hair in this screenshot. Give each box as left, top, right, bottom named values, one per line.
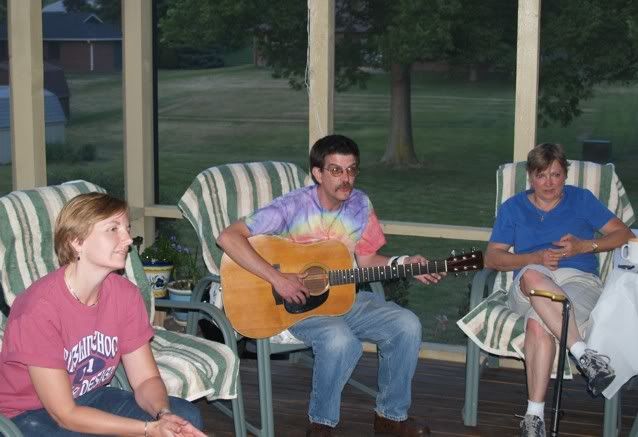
left=526, top=142, right=569, bottom=175
left=309, top=134, right=360, bottom=183
left=55, top=192, right=128, bottom=265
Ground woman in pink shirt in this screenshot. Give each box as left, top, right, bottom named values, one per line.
left=0, top=193, right=205, bottom=436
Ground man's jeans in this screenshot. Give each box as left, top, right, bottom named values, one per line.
left=289, top=290, right=422, bottom=427
left=11, top=386, right=203, bottom=436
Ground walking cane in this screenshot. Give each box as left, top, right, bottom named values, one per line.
left=530, top=289, right=571, bottom=437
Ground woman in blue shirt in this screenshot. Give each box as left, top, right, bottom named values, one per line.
left=486, top=143, right=634, bottom=437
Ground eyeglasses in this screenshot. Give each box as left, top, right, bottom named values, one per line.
left=323, top=165, right=359, bottom=178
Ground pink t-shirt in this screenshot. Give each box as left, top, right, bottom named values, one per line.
left=0, top=267, right=154, bottom=418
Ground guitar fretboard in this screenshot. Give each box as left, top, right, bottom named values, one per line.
left=329, top=261, right=446, bottom=285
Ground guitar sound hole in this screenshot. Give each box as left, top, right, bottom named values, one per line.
left=302, top=265, right=329, bottom=296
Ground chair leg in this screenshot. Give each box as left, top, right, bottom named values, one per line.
left=256, top=338, right=275, bottom=437
left=211, top=392, right=248, bottom=437
left=231, top=373, right=248, bottom=437
left=462, top=337, right=480, bottom=426
left=603, top=392, right=620, bottom=437
left=630, top=412, right=638, bottom=437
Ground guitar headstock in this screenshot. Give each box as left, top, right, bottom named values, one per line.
left=446, top=250, right=484, bottom=274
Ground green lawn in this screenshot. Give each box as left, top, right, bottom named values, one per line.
left=2, top=66, right=637, bottom=344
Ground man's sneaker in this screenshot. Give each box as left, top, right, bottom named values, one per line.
left=578, top=349, right=616, bottom=396
left=519, top=414, right=545, bottom=437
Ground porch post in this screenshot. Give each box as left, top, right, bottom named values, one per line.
left=8, top=0, right=46, bottom=189
left=122, top=0, right=155, bottom=245
left=307, top=0, right=335, bottom=151
left=513, top=0, right=541, bottom=161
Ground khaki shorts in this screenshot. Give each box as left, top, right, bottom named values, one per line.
left=507, top=265, right=603, bottom=336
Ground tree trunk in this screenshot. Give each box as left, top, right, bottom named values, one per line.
left=382, top=63, right=418, bottom=166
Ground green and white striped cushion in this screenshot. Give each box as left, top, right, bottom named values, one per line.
left=0, top=181, right=237, bottom=400
left=178, top=161, right=310, bottom=277
left=0, top=181, right=107, bottom=306
left=458, top=161, right=635, bottom=361
left=152, top=328, right=238, bottom=401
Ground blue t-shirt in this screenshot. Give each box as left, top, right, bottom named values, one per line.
left=490, top=185, right=615, bottom=276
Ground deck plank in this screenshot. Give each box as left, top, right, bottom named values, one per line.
left=196, top=352, right=638, bottom=436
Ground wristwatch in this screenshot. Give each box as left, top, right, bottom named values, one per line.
left=591, top=241, right=599, bottom=253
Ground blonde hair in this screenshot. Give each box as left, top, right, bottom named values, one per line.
left=54, top=192, right=128, bottom=265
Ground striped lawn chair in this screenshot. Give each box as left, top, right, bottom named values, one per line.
left=179, top=161, right=310, bottom=437
left=0, top=181, right=245, bottom=437
left=179, top=161, right=381, bottom=437
left=456, top=161, right=635, bottom=434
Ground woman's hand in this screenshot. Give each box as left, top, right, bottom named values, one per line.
left=147, top=413, right=207, bottom=437
left=536, top=233, right=586, bottom=270
left=553, top=233, right=584, bottom=258
left=537, top=249, right=561, bottom=270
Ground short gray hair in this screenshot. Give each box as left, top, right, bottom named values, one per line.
left=526, top=143, right=569, bottom=175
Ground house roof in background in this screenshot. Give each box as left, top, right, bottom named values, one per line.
left=0, top=86, right=66, bottom=129
left=42, top=0, right=67, bottom=13
left=43, top=0, right=99, bottom=13
left=0, top=12, right=121, bottom=41
left=0, top=61, right=70, bottom=99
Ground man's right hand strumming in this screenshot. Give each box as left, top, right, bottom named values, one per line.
left=272, top=271, right=310, bottom=304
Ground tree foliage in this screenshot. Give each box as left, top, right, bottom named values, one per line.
left=63, top=0, right=120, bottom=23
left=62, top=0, right=92, bottom=13
left=160, top=0, right=257, bottom=51
left=160, top=0, right=461, bottom=165
left=538, top=0, right=638, bottom=126
left=157, top=0, right=638, bottom=159
left=448, top=0, right=517, bottom=81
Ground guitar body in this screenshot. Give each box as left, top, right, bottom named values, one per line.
left=221, top=235, right=356, bottom=339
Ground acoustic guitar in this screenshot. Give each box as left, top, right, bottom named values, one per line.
left=221, top=235, right=483, bottom=338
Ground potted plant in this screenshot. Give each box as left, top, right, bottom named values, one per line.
left=137, top=234, right=178, bottom=298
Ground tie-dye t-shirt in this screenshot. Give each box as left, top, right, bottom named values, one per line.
left=244, top=185, right=386, bottom=257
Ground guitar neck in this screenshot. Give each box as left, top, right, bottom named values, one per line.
left=329, top=261, right=446, bottom=286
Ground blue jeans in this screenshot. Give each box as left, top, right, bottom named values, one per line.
left=11, top=386, right=203, bottom=436
left=289, top=290, right=422, bottom=427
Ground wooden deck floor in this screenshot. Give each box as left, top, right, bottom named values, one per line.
left=195, top=352, right=638, bottom=436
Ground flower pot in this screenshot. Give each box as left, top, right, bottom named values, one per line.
left=143, top=261, right=174, bottom=298
left=167, top=280, right=194, bottom=325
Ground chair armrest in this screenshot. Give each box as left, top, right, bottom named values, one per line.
left=153, top=298, right=237, bottom=348
left=469, top=268, right=498, bottom=310
left=190, top=274, right=219, bottom=303
left=0, top=414, right=22, bottom=437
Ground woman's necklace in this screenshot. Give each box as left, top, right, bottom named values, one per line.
left=64, top=268, right=99, bottom=307
left=531, top=192, right=563, bottom=222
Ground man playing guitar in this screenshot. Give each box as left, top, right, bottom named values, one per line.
left=217, top=134, right=438, bottom=436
